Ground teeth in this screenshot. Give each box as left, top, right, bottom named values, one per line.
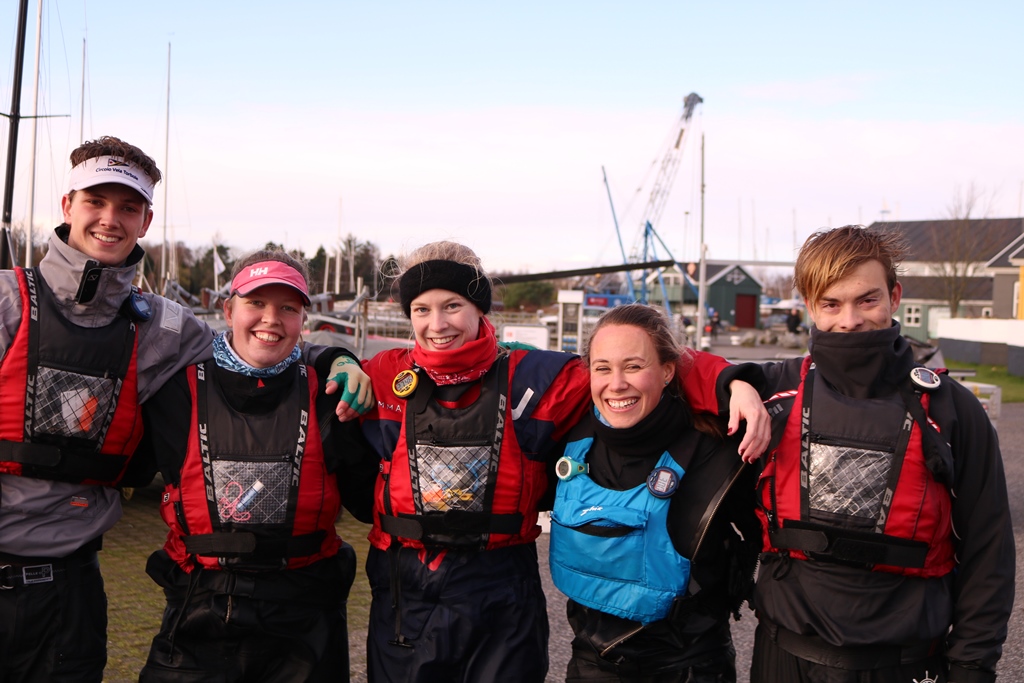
left=431, top=336, right=456, bottom=345
left=254, top=332, right=281, bottom=342
left=608, top=398, right=638, bottom=409
left=94, top=234, right=119, bottom=244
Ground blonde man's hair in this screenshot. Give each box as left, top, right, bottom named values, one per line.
left=794, top=225, right=908, bottom=309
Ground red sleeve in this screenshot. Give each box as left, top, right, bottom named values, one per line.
left=528, top=356, right=593, bottom=443
left=359, top=349, right=410, bottom=423
left=680, top=350, right=731, bottom=415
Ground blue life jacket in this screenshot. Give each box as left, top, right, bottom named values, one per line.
left=550, top=434, right=690, bottom=625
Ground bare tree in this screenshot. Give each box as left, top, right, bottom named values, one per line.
left=759, top=270, right=795, bottom=300
left=931, top=184, right=1001, bottom=318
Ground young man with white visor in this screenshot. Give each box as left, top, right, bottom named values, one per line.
left=0, top=136, right=371, bottom=682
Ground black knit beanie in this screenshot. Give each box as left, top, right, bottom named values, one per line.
left=397, top=260, right=492, bottom=317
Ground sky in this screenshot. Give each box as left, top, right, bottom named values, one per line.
left=2, top=1, right=1023, bottom=276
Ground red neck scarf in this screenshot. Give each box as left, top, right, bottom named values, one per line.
left=410, top=317, right=498, bottom=385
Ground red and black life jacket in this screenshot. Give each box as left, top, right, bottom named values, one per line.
left=0, top=267, right=142, bottom=485
left=371, top=352, right=568, bottom=552
left=757, top=356, right=955, bottom=578
left=160, top=362, right=341, bottom=571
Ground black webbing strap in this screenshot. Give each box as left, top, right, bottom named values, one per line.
left=769, top=522, right=928, bottom=568
left=478, top=353, right=510, bottom=536
left=799, top=370, right=815, bottom=522
left=379, top=511, right=523, bottom=541
left=0, top=441, right=127, bottom=482
left=0, top=441, right=60, bottom=467
left=765, top=619, right=941, bottom=669
left=183, top=531, right=325, bottom=559
left=194, top=363, right=222, bottom=529
left=21, top=268, right=40, bottom=443
left=897, top=380, right=954, bottom=485
left=875, top=404, right=913, bottom=535
left=403, top=368, right=433, bottom=515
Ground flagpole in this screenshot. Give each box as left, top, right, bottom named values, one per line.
left=212, top=241, right=226, bottom=294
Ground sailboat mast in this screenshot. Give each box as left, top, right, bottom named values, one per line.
left=79, top=39, right=85, bottom=143
left=696, top=134, right=708, bottom=349
left=1, top=0, right=31, bottom=267
left=25, top=0, right=43, bottom=268
left=160, top=43, right=171, bottom=286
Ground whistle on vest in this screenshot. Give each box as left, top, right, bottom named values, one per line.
left=556, top=456, right=589, bottom=481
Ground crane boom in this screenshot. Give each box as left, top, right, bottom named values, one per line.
left=630, top=92, right=703, bottom=261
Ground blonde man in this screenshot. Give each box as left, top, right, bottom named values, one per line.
left=736, top=226, right=1013, bottom=683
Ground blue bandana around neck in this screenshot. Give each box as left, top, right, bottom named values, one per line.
left=212, top=331, right=301, bottom=377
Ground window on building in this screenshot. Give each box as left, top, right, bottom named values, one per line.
left=904, top=305, right=922, bottom=327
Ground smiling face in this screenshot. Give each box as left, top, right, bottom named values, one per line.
left=807, top=259, right=902, bottom=333
left=409, top=288, right=482, bottom=352
left=588, top=323, right=675, bottom=429
left=61, top=184, right=153, bottom=266
left=223, top=284, right=306, bottom=368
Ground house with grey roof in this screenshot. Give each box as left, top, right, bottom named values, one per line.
left=639, top=263, right=764, bottom=328
left=869, top=218, right=1024, bottom=341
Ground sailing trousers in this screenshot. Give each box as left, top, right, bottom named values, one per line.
left=0, top=548, right=106, bottom=683
left=366, top=543, right=549, bottom=683
left=139, top=545, right=356, bottom=683
left=751, top=621, right=947, bottom=683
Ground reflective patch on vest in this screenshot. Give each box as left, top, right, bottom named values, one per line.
left=510, top=388, right=534, bottom=420
left=213, top=459, right=291, bottom=524
left=414, top=444, right=490, bottom=512
left=159, top=301, right=183, bottom=333
left=33, top=367, right=115, bottom=440
left=809, top=443, right=892, bottom=519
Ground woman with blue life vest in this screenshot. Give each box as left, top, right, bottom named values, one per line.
left=353, top=241, right=769, bottom=683
left=549, top=304, right=760, bottom=682
left=136, top=249, right=378, bottom=683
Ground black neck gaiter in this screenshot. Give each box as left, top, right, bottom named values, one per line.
left=808, top=322, right=917, bottom=399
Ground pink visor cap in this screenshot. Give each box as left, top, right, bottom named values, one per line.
left=231, top=261, right=311, bottom=306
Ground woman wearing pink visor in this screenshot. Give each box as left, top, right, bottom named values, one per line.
left=138, top=249, right=378, bottom=682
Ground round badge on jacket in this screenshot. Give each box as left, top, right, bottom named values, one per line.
left=647, top=467, right=680, bottom=498
left=909, top=367, right=941, bottom=391
left=393, top=369, right=419, bottom=397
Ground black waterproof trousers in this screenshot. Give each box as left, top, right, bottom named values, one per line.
left=751, top=622, right=947, bottom=683
left=564, top=600, right=737, bottom=683
left=139, top=544, right=356, bottom=683
left=0, top=546, right=106, bottom=683
left=366, top=543, right=549, bottom=683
